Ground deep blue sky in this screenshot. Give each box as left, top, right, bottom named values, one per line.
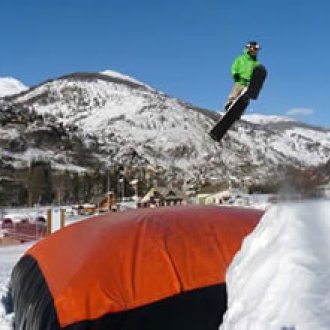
left=0, top=0, right=329, bottom=127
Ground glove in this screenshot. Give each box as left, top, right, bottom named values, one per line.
left=233, top=73, right=240, bottom=82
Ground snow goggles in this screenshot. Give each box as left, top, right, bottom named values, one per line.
left=247, top=43, right=260, bottom=50
left=248, top=46, right=259, bottom=51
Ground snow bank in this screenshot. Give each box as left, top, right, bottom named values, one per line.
left=221, top=200, right=330, bottom=330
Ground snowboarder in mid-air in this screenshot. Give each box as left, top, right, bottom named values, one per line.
left=209, top=41, right=267, bottom=142
left=225, top=41, right=261, bottom=111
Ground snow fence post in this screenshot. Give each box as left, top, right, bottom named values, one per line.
left=46, top=208, right=65, bottom=235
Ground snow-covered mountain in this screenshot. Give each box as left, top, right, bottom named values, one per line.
left=0, top=77, right=28, bottom=97
left=1, top=70, right=330, bottom=186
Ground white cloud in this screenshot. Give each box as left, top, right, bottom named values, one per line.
left=286, top=108, right=314, bottom=116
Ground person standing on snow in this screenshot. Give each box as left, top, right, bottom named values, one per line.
left=224, top=41, right=261, bottom=111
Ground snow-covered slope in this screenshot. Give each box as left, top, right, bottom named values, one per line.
left=0, top=77, right=28, bottom=97
left=2, top=70, right=330, bottom=184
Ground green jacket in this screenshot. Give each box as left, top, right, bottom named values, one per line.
left=231, top=49, right=259, bottom=86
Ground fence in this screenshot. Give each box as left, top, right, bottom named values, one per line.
left=1, top=221, right=47, bottom=243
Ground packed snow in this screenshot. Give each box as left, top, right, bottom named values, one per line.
left=221, top=200, right=330, bottom=330
left=1, top=201, right=330, bottom=329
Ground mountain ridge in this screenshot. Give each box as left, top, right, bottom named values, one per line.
left=1, top=70, right=330, bottom=189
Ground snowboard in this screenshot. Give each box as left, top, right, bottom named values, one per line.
left=209, top=64, right=267, bottom=142
left=246, top=64, right=267, bottom=100
left=209, top=91, right=249, bottom=142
